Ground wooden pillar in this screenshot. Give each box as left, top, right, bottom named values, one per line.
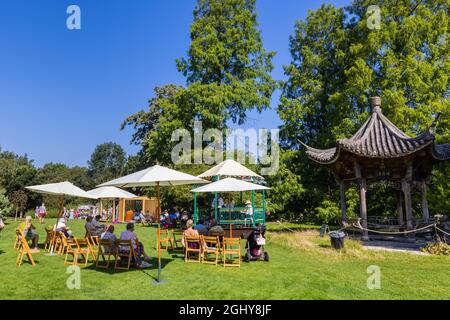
left=396, top=191, right=404, bottom=227
left=420, top=180, right=430, bottom=223
left=339, top=181, right=347, bottom=222
left=402, top=178, right=413, bottom=230
left=359, top=178, right=369, bottom=240
left=354, top=162, right=369, bottom=240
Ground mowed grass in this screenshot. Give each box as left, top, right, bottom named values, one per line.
left=1, top=219, right=450, bottom=300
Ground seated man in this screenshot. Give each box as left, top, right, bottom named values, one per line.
left=85, top=216, right=103, bottom=237
left=20, top=216, right=39, bottom=250
left=120, top=223, right=152, bottom=269
left=92, top=215, right=106, bottom=231
left=100, top=225, right=118, bottom=254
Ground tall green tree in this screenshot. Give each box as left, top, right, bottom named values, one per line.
left=279, top=1, right=450, bottom=221
left=123, top=0, right=276, bottom=165
left=88, top=142, right=126, bottom=185
left=0, top=188, right=13, bottom=217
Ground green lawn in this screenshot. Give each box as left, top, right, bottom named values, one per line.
left=1, top=219, right=449, bottom=300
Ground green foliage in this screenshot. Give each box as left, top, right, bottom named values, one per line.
left=0, top=188, right=13, bottom=217
left=177, top=0, right=276, bottom=125
left=88, top=142, right=126, bottom=185
left=265, top=150, right=304, bottom=220
left=9, top=190, right=28, bottom=218
left=279, top=0, right=450, bottom=220
left=123, top=0, right=276, bottom=165
left=316, top=200, right=341, bottom=224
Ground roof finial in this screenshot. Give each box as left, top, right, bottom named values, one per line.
left=370, top=96, right=382, bottom=113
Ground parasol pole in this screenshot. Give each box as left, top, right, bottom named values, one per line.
left=48, top=194, right=64, bottom=256
left=229, top=192, right=232, bottom=238
left=156, top=182, right=162, bottom=283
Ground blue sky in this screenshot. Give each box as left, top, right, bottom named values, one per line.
left=0, top=0, right=350, bottom=167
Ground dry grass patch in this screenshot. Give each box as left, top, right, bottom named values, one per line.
left=268, top=230, right=387, bottom=261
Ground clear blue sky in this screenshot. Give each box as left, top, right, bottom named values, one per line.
left=0, top=0, right=350, bottom=167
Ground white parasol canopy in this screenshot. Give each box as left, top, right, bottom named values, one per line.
left=26, top=181, right=96, bottom=199
left=198, top=159, right=263, bottom=179
left=191, top=177, right=270, bottom=193
left=87, top=186, right=137, bottom=199
left=98, top=165, right=207, bottom=188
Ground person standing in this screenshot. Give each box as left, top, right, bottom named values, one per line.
left=38, top=203, right=47, bottom=224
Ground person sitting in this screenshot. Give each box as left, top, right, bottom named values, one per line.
left=194, top=219, right=208, bottom=234
left=20, top=216, right=39, bottom=250
left=92, top=215, right=106, bottom=231
left=54, top=218, right=72, bottom=238
left=85, top=216, right=102, bottom=237
left=208, top=223, right=225, bottom=237
left=182, top=219, right=200, bottom=247
left=139, top=210, right=151, bottom=225
left=100, top=225, right=118, bottom=254
left=120, top=223, right=152, bottom=269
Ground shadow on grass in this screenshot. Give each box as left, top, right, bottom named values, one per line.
left=84, top=257, right=175, bottom=279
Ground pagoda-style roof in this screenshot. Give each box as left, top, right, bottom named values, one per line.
left=304, top=97, right=450, bottom=165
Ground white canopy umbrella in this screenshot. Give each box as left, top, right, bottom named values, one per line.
left=99, top=165, right=207, bottom=283
left=191, top=178, right=270, bottom=237
left=197, top=159, right=263, bottom=179
left=99, top=165, right=207, bottom=188
left=26, top=181, right=95, bottom=255
left=87, top=186, right=137, bottom=199
left=88, top=186, right=137, bottom=223
left=191, top=177, right=269, bottom=193
left=26, top=181, right=95, bottom=199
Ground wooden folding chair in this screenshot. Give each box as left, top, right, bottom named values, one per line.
left=114, top=240, right=137, bottom=271
left=57, top=232, right=70, bottom=256
left=14, top=229, right=21, bottom=251
left=222, top=237, right=241, bottom=267
left=96, top=239, right=116, bottom=269
left=184, top=236, right=202, bottom=263
left=73, top=238, right=93, bottom=267
left=64, top=237, right=77, bottom=266
left=16, top=229, right=39, bottom=267
left=202, top=235, right=221, bottom=265
left=44, top=227, right=54, bottom=251
left=159, top=229, right=174, bottom=251
left=87, top=236, right=100, bottom=262
left=172, top=230, right=184, bottom=251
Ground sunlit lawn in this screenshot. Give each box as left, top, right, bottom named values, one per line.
left=1, top=219, right=450, bottom=300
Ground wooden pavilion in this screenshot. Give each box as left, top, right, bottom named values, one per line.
left=302, top=97, right=450, bottom=240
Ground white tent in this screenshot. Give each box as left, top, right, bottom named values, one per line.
left=26, top=181, right=96, bottom=199
left=191, top=177, right=269, bottom=193
left=99, top=165, right=207, bottom=188
left=197, top=159, right=263, bottom=179
left=87, top=186, right=137, bottom=199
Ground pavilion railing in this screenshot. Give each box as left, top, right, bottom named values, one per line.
left=195, top=207, right=266, bottom=227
